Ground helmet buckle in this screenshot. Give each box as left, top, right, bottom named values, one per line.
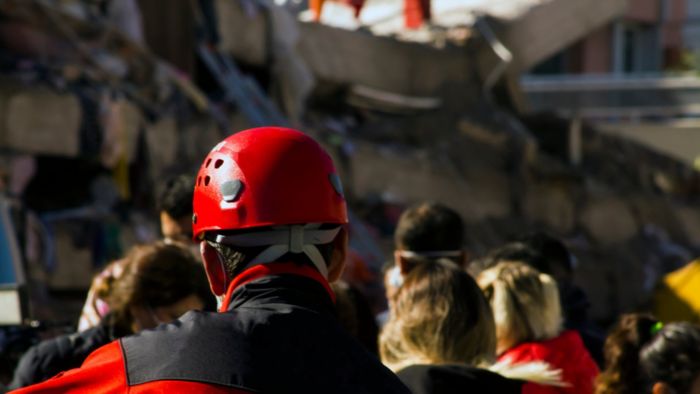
left=289, top=225, right=304, bottom=253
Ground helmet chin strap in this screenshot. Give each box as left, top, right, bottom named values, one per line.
left=218, top=252, right=230, bottom=294
left=214, top=224, right=341, bottom=278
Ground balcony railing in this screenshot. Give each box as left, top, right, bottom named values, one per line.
left=521, top=73, right=700, bottom=119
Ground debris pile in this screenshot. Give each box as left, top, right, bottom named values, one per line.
left=0, top=0, right=697, bottom=326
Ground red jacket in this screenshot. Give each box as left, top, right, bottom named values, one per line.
left=8, top=341, right=241, bottom=394
left=498, top=330, right=599, bottom=394
left=11, top=262, right=410, bottom=394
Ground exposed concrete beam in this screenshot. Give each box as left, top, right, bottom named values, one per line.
left=217, top=0, right=627, bottom=96
left=496, top=0, right=627, bottom=72
left=216, top=0, right=474, bottom=97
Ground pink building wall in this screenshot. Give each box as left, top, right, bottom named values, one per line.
left=663, top=0, right=687, bottom=46
left=626, top=0, right=661, bottom=23
left=531, top=0, right=692, bottom=73
left=570, top=0, right=688, bottom=73
left=579, top=26, right=614, bottom=73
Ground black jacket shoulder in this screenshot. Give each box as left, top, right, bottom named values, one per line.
left=397, top=364, right=523, bottom=394
left=8, top=323, right=112, bottom=389
left=121, top=275, right=410, bottom=394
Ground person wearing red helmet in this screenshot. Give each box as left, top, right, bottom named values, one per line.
left=11, top=127, right=410, bottom=394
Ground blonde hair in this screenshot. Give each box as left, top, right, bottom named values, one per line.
left=477, top=261, right=562, bottom=354
left=379, top=259, right=497, bottom=371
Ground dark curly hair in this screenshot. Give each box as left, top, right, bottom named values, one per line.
left=157, top=174, right=194, bottom=220
left=641, top=322, right=700, bottom=393
left=596, top=314, right=700, bottom=394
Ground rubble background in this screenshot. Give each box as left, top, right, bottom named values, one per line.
left=0, top=0, right=698, bottom=329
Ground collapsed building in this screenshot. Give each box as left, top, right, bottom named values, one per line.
left=0, top=0, right=698, bottom=326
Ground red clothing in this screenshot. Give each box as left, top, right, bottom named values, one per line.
left=498, top=330, right=599, bottom=394
left=310, top=0, right=366, bottom=20
left=9, top=341, right=243, bottom=393
left=404, top=0, right=431, bottom=28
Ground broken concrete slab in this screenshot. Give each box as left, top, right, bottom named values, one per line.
left=216, top=0, right=476, bottom=98
left=492, top=0, right=626, bottom=72
left=145, top=117, right=178, bottom=179
left=523, top=182, right=577, bottom=234
left=350, top=141, right=512, bottom=223
left=580, top=196, right=638, bottom=245
left=0, top=83, right=81, bottom=157
left=216, top=0, right=627, bottom=129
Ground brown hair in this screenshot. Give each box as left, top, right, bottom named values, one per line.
left=331, top=281, right=379, bottom=355
left=394, top=202, right=464, bottom=256
left=104, top=242, right=211, bottom=333
left=379, top=259, right=496, bottom=371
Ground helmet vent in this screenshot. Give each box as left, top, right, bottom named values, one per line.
left=197, top=176, right=202, bottom=186
left=205, top=158, right=212, bottom=168
left=214, top=159, right=224, bottom=169
left=204, top=176, right=211, bottom=186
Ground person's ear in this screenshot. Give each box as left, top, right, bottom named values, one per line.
left=652, top=382, right=675, bottom=394
left=200, top=241, right=226, bottom=296
left=160, top=211, right=183, bottom=240
left=327, top=227, right=348, bottom=282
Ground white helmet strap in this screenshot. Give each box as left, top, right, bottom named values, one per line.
left=214, top=224, right=341, bottom=278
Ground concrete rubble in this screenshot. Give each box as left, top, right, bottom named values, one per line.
left=0, top=0, right=698, bottom=325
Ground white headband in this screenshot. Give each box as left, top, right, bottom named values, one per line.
left=398, top=250, right=463, bottom=259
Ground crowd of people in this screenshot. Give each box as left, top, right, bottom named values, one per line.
left=4, top=126, right=700, bottom=393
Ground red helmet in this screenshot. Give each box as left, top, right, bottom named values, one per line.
left=192, top=127, right=348, bottom=239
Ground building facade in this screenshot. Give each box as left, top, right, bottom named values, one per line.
left=532, top=0, right=690, bottom=75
